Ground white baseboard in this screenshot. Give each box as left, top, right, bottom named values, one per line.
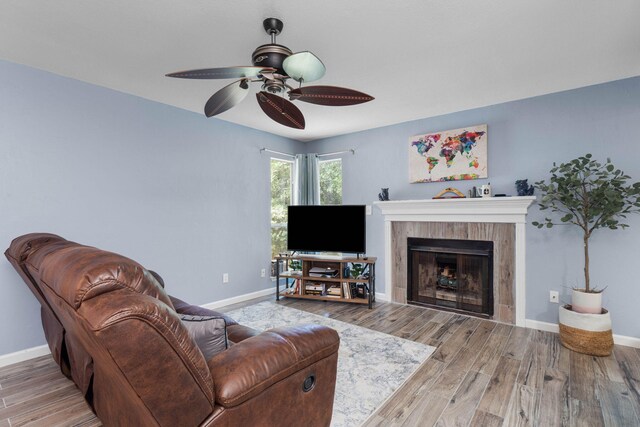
left=0, top=344, right=51, bottom=368
left=375, top=292, right=389, bottom=302
left=525, top=318, right=640, bottom=349
left=525, top=319, right=559, bottom=333
left=202, top=286, right=281, bottom=310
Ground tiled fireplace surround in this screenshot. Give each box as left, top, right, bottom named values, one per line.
left=375, top=197, right=536, bottom=327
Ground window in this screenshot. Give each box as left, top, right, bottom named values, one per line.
left=270, top=157, right=342, bottom=259
left=271, top=158, right=292, bottom=258
left=319, top=158, right=342, bottom=205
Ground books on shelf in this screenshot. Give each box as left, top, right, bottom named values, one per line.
left=341, top=283, right=351, bottom=299
left=305, top=290, right=324, bottom=296
left=326, top=284, right=341, bottom=297
left=305, top=282, right=326, bottom=296
left=336, top=282, right=368, bottom=299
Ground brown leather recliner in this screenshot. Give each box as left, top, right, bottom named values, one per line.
left=5, top=233, right=340, bottom=426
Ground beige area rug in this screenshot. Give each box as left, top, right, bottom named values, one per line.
left=226, top=301, right=436, bottom=427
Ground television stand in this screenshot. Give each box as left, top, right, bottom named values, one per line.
left=274, top=254, right=377, bottom=309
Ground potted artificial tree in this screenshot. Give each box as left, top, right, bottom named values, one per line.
left=533, top=154, right=640, bottom=356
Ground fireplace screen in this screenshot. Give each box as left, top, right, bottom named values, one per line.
left=407, top=238, right=493, bottom=317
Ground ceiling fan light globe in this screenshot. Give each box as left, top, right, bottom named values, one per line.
left=283, top=51, right=326, bottom=83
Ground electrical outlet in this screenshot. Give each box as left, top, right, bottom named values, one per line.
left=550, top=290, right=559, bottom=303
left=261, top=268, right=266, bottom=278
left=366, top=205, right=372, bottom=215
left=223, top=273, right=229, bottom=283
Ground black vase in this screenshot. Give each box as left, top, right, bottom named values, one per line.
left=515, top=179, right=534, bottom=196
left=378, top=188, right=389, bottom=201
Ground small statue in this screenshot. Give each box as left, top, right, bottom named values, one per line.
left=378, top=188, right=390, bottom=201
left=515, top=179, right=535, bottom=196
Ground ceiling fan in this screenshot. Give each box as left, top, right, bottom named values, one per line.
left=166, top=18, right=374, bottom=130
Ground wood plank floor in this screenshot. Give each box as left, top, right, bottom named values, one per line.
left=1, top=297, right=638, bottom=426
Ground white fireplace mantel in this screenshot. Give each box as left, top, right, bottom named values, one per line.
left=375, top=196, right=536, bottom=327
left=375, top=196, right=536, bottom=223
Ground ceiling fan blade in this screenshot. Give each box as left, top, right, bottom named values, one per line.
left=283, top=51, right=326, bottom=83
left=289, top=86, right=374, bottom=106
left=204, top=79, right=250, bottom=117
left=256, top=92, right=306, bottom=129
left=166, top=66, right=276, bottom=80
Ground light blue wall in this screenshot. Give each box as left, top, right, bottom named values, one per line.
left=311, top=76, right=640, bottom=338
left=0, top=60, right=299, bottom=355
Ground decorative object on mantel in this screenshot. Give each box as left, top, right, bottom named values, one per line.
left=409, top=124, right=488, bottom=183
left=432, top=187, right=466, bottom=199
left=515, top=179, right=535, bottom=196
left=480, top=183, right=491, bottom=198
left=378, top=188, right=390, bottom=201
left=468, top=184, right=492, bottom=198
left=533, top=154, right=640, bottom=356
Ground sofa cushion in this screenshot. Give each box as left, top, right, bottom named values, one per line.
left=32, top=245, right=174, bottom=310
left=180, top=314, right=228, bottom=359
left=5, top=233, right=67, bottom=264
left=170, top=295, right=238, bottom=326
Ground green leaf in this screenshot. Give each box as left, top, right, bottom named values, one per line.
left=533, top=153, right=640, bottom=286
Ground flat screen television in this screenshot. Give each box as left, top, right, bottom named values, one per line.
left=287, top=205, right=366, bottom=254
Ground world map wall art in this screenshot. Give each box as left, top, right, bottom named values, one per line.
left=409, top=124, right=488, bottom=183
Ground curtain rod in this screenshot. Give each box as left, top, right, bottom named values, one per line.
left=318, top=149, right=355, bottom=157
left=259, top=148, right=295, bottom=158
left=259, top=148, right=355, bottom=158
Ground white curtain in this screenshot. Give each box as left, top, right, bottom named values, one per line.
left=293, top=154, right=320, bottom=205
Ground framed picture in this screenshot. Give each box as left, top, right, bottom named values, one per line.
left=409, top=124, right=488, bottom=183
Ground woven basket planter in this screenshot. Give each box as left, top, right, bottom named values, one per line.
left=559, top=305, right=613, bottom=356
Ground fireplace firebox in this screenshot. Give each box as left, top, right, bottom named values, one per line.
left=407, top=238, right=493, bottom=317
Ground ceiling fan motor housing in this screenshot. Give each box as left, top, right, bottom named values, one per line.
left=252, top=44, right=292, bottom=76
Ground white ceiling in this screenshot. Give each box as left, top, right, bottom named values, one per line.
left=1, top=1, right=639, bottom=142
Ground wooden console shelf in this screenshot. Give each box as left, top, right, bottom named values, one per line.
left=275, top=254, right=377, bottom=308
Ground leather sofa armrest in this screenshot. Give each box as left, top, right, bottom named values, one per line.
left=207, top=324, right=339, bottom=407
left=226, top=324, right=261, bottom=344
